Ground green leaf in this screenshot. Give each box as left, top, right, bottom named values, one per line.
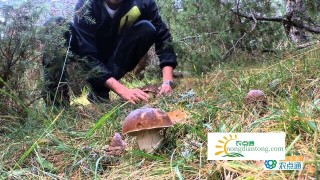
left=307, top=121, right=318, bottom=131
left=36, top=156, right=55, bottom=172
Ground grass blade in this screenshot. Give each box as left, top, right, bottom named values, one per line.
left=285, top=134, right=301, bottom=155
left=94, top=156, right=104, bottom=180
left=0, top=77, right=31, bottom=115
left=174, top=166, right=184, bottom=180
left=131, top=150, right=165, bottom=161
left=85, top=102, right=128, bottom=139
left=0, top=89, right=31, bottom=115
left=14, top=110, right=64, bottom=168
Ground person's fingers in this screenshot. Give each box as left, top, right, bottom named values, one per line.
left=128, top=98, right=136, bottom=104
left=136, top=92, right=149, bottom=102
left=157, top=89, right=166, bottom=97
left=123, top=89, right=151, bottom=104
left=158, top=85, right=172, bottom=97
left=120, top=94, right=135, bottom=104
left=133, top=89, right=149, bottom=101
left=143, top=91, right=150, bottom=98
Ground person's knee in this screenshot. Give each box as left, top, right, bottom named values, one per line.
left=134, top=20, right=156, bottom=37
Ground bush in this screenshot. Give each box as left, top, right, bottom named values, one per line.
left=156, top=0, right=286, bottom=74
left=0, top=1, right=44, bottom=117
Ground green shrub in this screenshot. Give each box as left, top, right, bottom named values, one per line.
left=0, top=1, right=44, bottom=117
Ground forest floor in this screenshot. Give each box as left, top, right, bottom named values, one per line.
left=0, top=47, right=319, bottom=179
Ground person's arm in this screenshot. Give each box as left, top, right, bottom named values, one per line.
left=147, top=0, right=177, bottom=95
left=158, top=66, right=173, bottom=95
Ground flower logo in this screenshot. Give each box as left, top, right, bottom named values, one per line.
left=264, top=160, right=277, bottom=169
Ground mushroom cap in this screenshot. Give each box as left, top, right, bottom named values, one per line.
left=122, top=108, right=173, bottom=136
left=245, top=90, right=266, bottom=104
left=140, top=85, right=159, bottom=94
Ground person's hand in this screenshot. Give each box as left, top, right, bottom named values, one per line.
left=118, top=88, right=150, bottom=104
left=105, top=78, right=150, bottom=104
left=157, top=83, right=172, bottom=97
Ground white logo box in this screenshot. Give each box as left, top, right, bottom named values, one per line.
left=207, top=133, right=285, bottom=160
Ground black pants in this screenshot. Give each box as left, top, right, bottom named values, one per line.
left=42, top=19, right=156, bottom=106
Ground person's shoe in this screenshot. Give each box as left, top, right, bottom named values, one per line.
left=86, top=92, right=110, bottom=104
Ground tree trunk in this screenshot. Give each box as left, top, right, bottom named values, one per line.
left=284, top=0, right=308, bottom=44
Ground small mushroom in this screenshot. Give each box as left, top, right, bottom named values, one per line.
left=140, top=85, right=160, bottom=97
left=122, top=107, right=173, bottom=153
left=103, top=132, right=126, bottom=156
left=245, top=90, right=267, bottom=115
left=245, top=90, right=266, bottom=104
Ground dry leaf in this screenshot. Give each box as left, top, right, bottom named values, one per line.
left=166, top=109, right=188, bottom=124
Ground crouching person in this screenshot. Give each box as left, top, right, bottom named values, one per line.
left=42, top=0, right=177, bottom=107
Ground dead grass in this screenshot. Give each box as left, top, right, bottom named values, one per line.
left=0, top=47, right=320, bottom=179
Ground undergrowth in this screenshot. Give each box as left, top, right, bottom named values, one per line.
left=0, top=47, right=319, bottom=179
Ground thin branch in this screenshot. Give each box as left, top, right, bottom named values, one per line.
left=0, top=44, right=9, bottom=61
left=250, top=10, right=257, bottom=31
left=230, top=8, right=320, bottom=34
left=222, top=32, right=248, bottom=61
left=231, top=8, right=283, bottom=22
left=179, top=29, right=233, bottom=42
left=221, top=9, right=258, bottom=61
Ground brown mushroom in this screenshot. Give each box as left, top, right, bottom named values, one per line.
left=103, top=132, right=127, bottom=156
left=122, top=107, right=173, bottom=153
left=245, top=90, right=266, bottom=104
left=245, top=90, right=267, bottom=116
left=140, top=85, right=160, bottom=97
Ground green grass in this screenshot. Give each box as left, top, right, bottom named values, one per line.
left=0, top=47, right=320, bottom=179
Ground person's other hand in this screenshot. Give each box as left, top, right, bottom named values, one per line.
left=118, top=88, right=150, bottom=104
left=158, top=83, right=172, bottom=97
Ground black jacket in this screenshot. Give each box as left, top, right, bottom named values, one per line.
left=73, top=0, right=177, bottom=80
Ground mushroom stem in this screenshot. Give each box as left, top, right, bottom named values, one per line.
left=135, top=129, right=164, bottom=153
